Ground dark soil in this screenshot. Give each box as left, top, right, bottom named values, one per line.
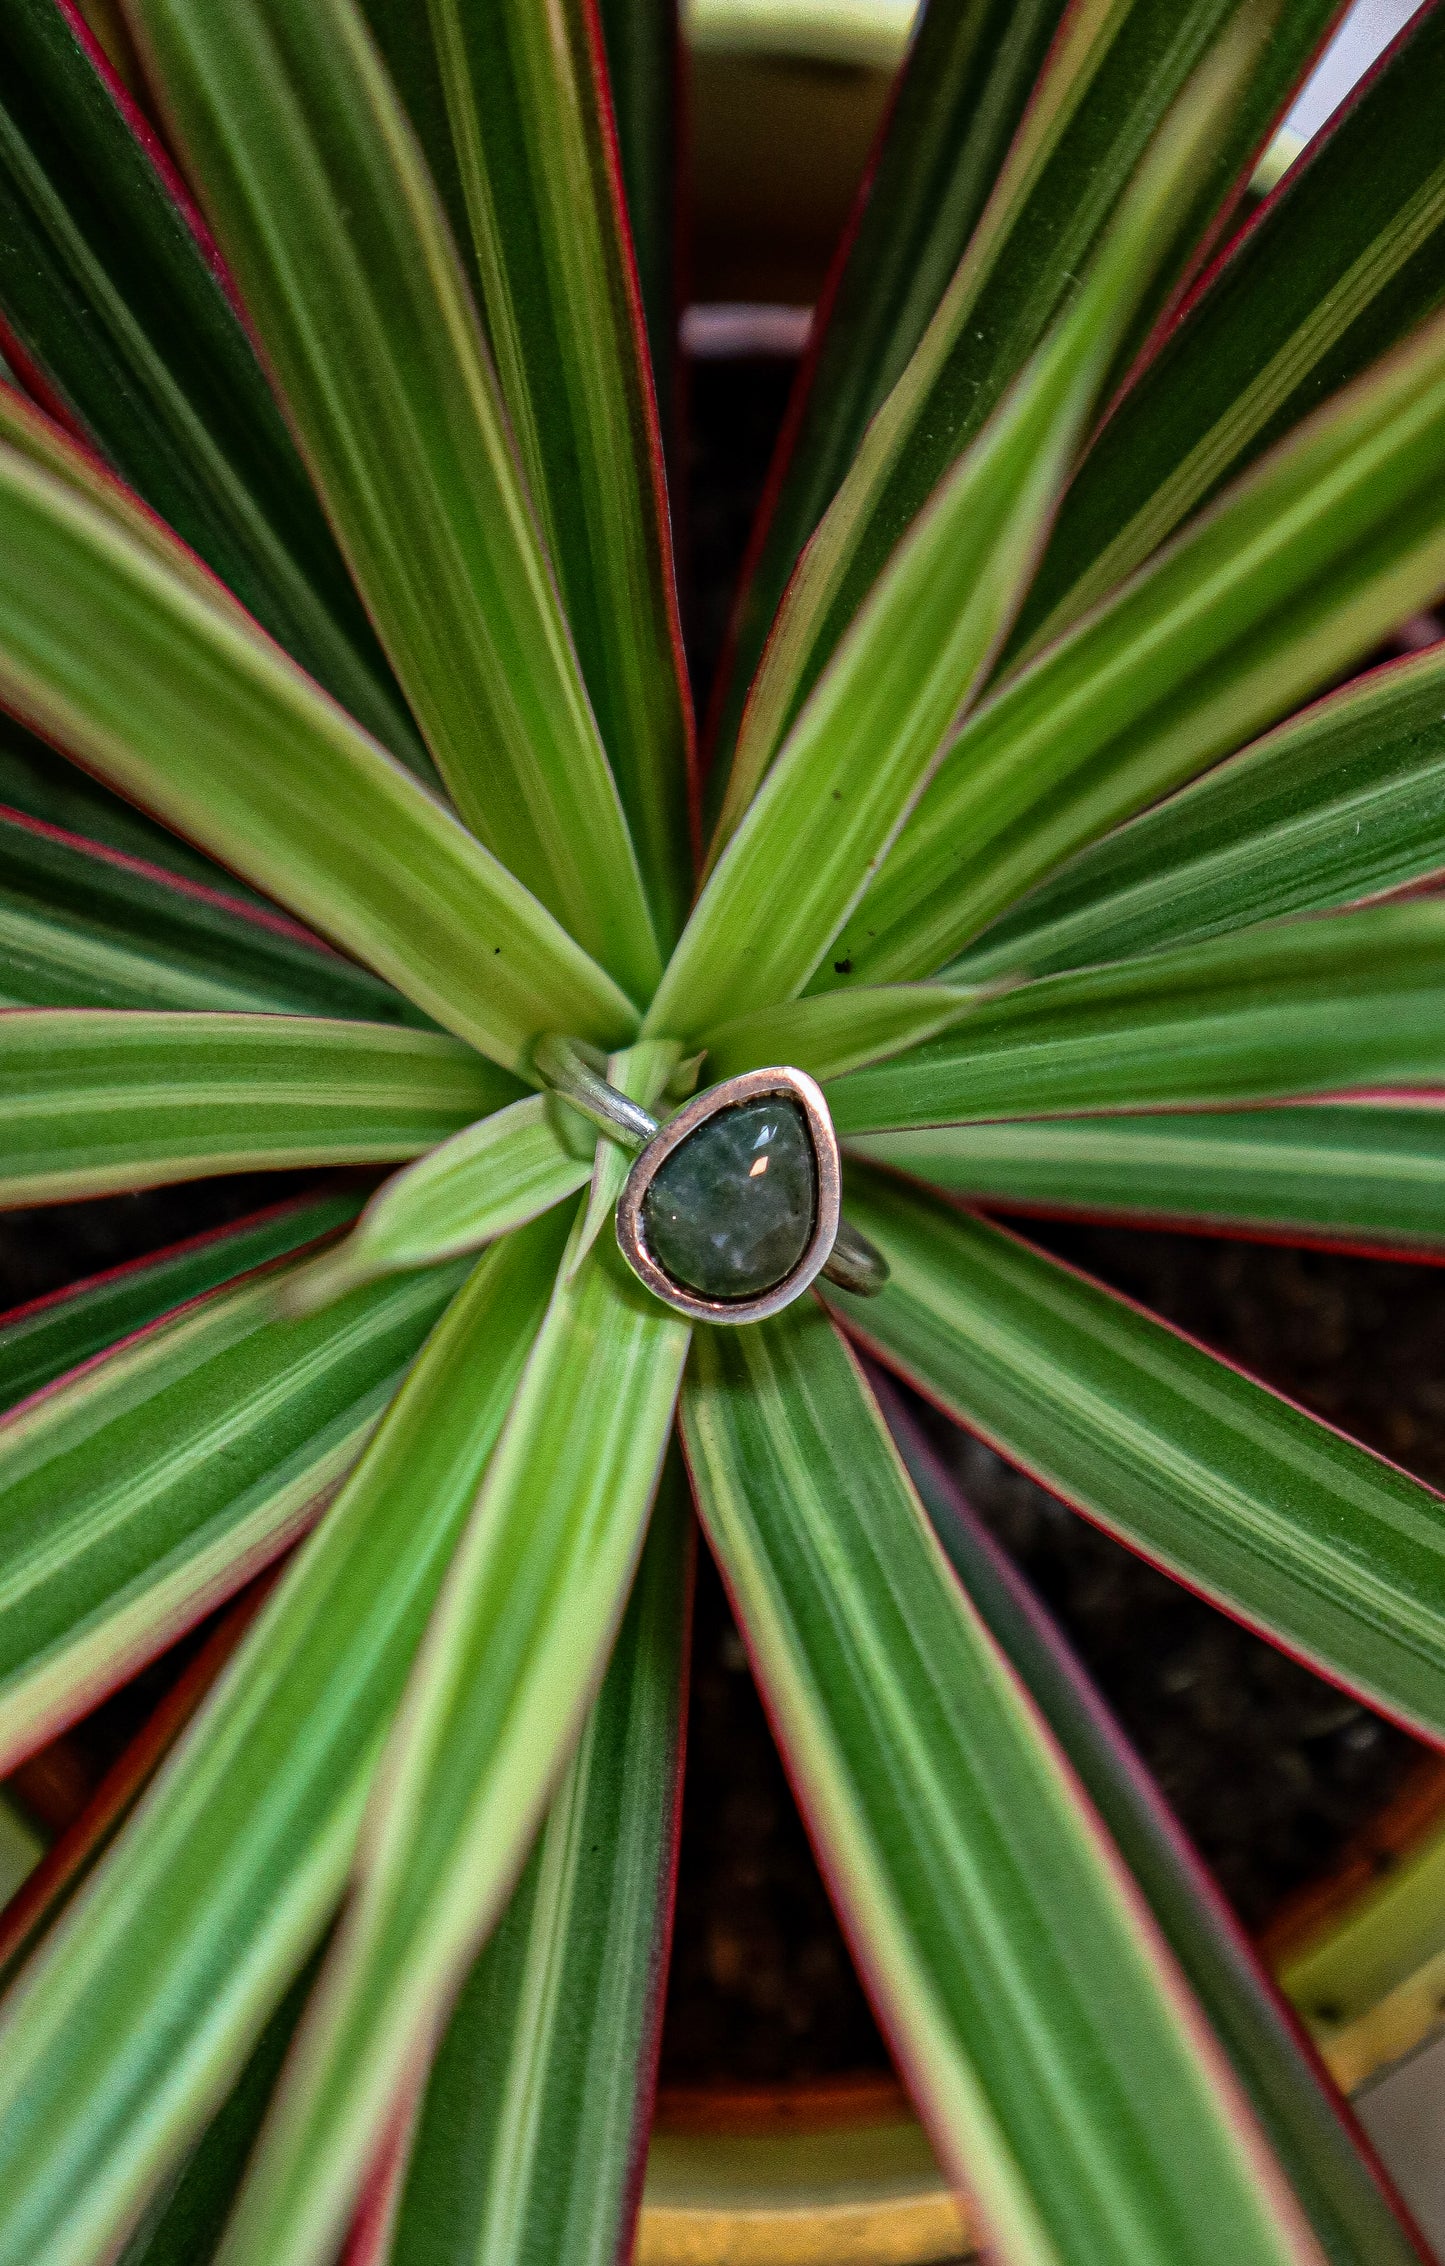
left=0, top=1171, right=320, bottom=1314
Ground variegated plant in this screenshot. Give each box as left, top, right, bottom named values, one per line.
left=0, top=0, right=1443, bottom=2261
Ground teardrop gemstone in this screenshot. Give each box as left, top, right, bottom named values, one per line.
left=641, top=1096, right=817, bottom=1301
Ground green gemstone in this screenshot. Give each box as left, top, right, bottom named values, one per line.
left=641, top=1096, right=817, bottom=1301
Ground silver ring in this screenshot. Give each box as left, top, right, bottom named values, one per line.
left=533, top=1035, right=888, bottom=1324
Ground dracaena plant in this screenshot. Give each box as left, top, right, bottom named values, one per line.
left=2, top=0, right=1445, bottom=2260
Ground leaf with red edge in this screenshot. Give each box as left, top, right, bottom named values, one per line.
left=1013, top=0, right=1445, bottom=660
left=216, top=1223, right=689, bottom=2266
left=0, top=0, right=427, bottom=772
left=826, top=305, right=1445, bottom=989
left=127, top=0, right=662, bottom=999
left=0, top=1011, right=511, bottom=1204
left=0, top=430, right=639, bottom=1070
left=0, top=1582, right=270, bottom=1985
left=0, top=803, right=426, bottom=1022
left=948, top=643, right=1445, bottom=985
left=0, top=1188, right=363, bottom=1411
left=0, top=1249, right=470, bottom=1773
left=828, top=904, right=1445, bottom=1129
left=0, top=1220, right=561, bottom=2266
left=361, top=0, right=694, bottom=943
left=681, top=1299, right=1322, bottom=2266
left=847, top=1105, right=1445, bottom=1257
left=702, top=0, right=1068, bottom=792
left=658, top=55, right=1245, bottom=1038
left=595, top=0, right=680, bottom=436
left=708, top=0, right=1343, bottom=821
left=882, top=1389, right=1428, bottom=2266
left=391, top=1465, right=691, bottom=2266
left=835, top=1168, right=1445, bottom=1742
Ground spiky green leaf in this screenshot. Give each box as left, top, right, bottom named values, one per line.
left=0, top=439, right=638, bottom=1069
left=0, top=806, right=425, bottom=1020
left=1016, top=0, right=1445, bottom=656
left=830, top=903, right=1445, bottom=1128
left=361, top=0, right=692, bottom=942
left=952, top=645, right=1445, bottom=982
left=0, top=1253, right=468, bottom=1773
left=117, top=1963, right=321, bottom=2266
left=682, top=1303, right=1318, bottom=2266
left=703, top=982, right=988, bottom=1085
left=0, top=0, right=426, bottom=769
left=656, top=68, right=1235, bottom=1039
left=0, top=1189, right=361, bottom=1410
left=886, top=1398, right=1423, bottom=2266
left=826, top=305, right=1445, bottom=987
left=127, top=0, right=661, bottom=995
left=704, top=0, right=1069, bottom=780
left=838, top=1172, right=1445, bottom=1739
left=0, top=1011, right=510, bottom=1203
left=710, top=0, right=1340, bottom=811
left=849, top=1106, right=1445, bottom=1253
left=0, top=1220, right=561, bottom=2266
left=215, top=1227, right=689, bottom=2266
left=595, top=0, right=679, bottom=422
left=392, top=1468, right=690, bottom=2266
left=281, top=1098, right=594, bottom=1314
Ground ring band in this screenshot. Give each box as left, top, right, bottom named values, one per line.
left=532, top=1034, right=661, bottom=1151
left=533, top=1035, right=888, bottom=1323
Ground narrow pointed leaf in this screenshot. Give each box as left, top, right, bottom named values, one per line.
left=595, top=0, right=679, bottom=429
left=827, top=305, right=1445, bottom=988
left=703, top=982, right=988, bottom=1085
left=952, top=646, right=1445, bottom=983
left=0, top=703, right=289, bottom=910
left=0, top=1587, right=267, bottom=1986
left=0, top=0, right=427, bottom=770
left=392, top=1467, right=690, bottom=2266
left=0, top=1221, right=562, bottom=2266
left=0, top=805, right=426, bottom=1020
left=1016, top=0, right=1445, bottom=657
left=0, top=1253, right=470, bottom=1774
left=0, top=1189, right=362, bottom=1410
left=0, top=706, right=237, bottom=892
left=281, top=1098, right=594, bottom=1314
left=0, top=374, right=255, bottom=610
left=0, top=441, right=639, bottom=1068
left=849, top=1106, right=1445, bottom=1253
left=655, top=74, right=1232, bottom=1041
left=681, top=1304, right=1318, bottom=2266
left=837, top=1171, right=1445, bottom=1739
left=216, top=1231, right=690, bottom=2266
left=362, top=0, right=693, bottom=942
left=127, top=0, right=661, bottom=996
left=117, top=1961, right=321, bottom=2266
left=830, top=904, right=1445, bottom=1130
left=711, top=0, right=1341, bottom=816
left=704, top=0, right=1070, bottom=780
left=884, top=1396, right=1425, bottom=2266
left=0, top=1011, right=510, bottom=1204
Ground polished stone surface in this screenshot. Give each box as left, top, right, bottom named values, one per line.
left=642, top=1096, right=817, bottom=1300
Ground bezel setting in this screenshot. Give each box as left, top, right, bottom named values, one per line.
left=615, top=1066, right=842, bottom=1324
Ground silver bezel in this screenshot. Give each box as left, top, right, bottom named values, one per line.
left=615, top=1066, right=841, bottom=1324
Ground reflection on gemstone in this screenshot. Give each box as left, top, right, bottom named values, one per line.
left=641, top=1096, right=817, bottom=1300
